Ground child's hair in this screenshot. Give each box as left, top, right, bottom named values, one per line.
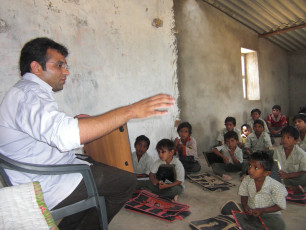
left=177, top=122, right=192, bottom=134
left=272, top=105, right=281, bottom=111
left=298, top=107, right=306, bottom=114
left=281, top=126, right=300, bottom=140
left=134, top=135, right=150, bottom=148
left=293, top=113, right=306, bottom=123
left=156, top=139, right=175, bottom=152
left=249, top=151, right=274, bottom=171
left=241, top=123, right=251, bottom=130
left=224, top=116, right=236, bottom=126
left=253, top=119, right=264, bottom=128
left=224, top=131, right=239, bottom=141
left=251, top=108, right=261, bottom=115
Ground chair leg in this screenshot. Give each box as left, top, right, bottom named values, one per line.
left=98, top=197, right=108, bottom=230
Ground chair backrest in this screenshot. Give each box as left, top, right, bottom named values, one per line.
left=0, top=152, right=108, bottom=230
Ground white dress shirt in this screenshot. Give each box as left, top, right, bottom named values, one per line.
left=0, top=73, right=89, bottom=209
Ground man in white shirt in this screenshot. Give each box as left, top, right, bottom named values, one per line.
left=0, top=37, right=175, bottom=229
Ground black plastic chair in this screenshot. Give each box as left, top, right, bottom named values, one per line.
left=0, top=152, right=108, bottom=230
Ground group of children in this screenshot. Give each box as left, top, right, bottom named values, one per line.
left=131, top=105, right=306, bottom=229
left=132, top=122, right=200, bottom=201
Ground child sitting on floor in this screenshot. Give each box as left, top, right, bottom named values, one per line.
left=241, top=123, right=251, bottom=145
left=211, top=131, right=243, bottom=181
left=244, top=120, right=272, bottom=156
left=236, top=152, right=288, bottom=230
left=247, top=108, right=269, bottom=133
left=273, top=126, right=306, bottom=189
left=136, top=139, right=185, bottom=201
left=131, top=135, right=153, bottom=178
left=293, top=113, right=306, bottom=151
left=216, top=116, right=242, bottom=146
left=266, top=105, right=287, bottom=136
left=174, top=122, right=201, bottom=173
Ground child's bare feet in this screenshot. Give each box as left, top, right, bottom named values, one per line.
left=222, top=174, right=232, bottom=181
left=298, top=185, right=305, bottom=193
left=173, top=195, right=179, bottom=201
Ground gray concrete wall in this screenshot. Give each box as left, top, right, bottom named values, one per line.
left=0, top=0, right=179, bottom=159
left=288, top=50, right=306, bottom=117
left=174, top=0, right=289, bottom=151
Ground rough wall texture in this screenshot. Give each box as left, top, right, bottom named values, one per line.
left=288, top=50, right=306, bottom=116
left=174, top=0, right=290, bottom=151
left=0, top=0, right=179, bottom=159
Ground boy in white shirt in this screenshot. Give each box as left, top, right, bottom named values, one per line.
left=212, top=131, right=243, bottom=181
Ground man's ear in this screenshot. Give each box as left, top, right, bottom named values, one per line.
left=30, top=61, right=43, bottom=75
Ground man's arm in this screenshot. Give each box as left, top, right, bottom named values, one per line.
left=77, top=94, right=174, bottom=144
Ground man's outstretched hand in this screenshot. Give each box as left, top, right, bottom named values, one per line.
left=130, top=94, right=175, bottom=119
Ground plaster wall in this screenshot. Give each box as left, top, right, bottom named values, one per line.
left=288, top=50, right=306, bottom=116
left=174, top=0, right=289, bottom=151
left=0, top=0, right=179, bottom=159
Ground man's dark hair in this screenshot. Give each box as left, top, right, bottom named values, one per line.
left=272, top=105, right=281, bottom=111
left=254, top=119, right=264, bottom=128
left=249, top=151, right=274, bottom=171
left=293, top=113, right=306, bottom=123
left=177, top=122, right=192, bottom=134
left=134, top=135, right=150, bottom=148
left=224, top=131, right=238, bottom=141
left=251, top=108, right=261, bottom=115
left=224, top=116, right=236, bottom=126
left=19, top=37, right=69, bottom=76
left=156, top=139, right=175, bottom=152
left=281, top=126, right=299, bottom=140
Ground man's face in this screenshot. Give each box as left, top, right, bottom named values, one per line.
left=40, top=48, right=69, bottom=92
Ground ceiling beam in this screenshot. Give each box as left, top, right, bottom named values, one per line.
left=259, top=23, right=306, bottom=38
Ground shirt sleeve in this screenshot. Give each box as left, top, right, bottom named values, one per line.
left=235, top=148, right=243, bottom=163
left=271, top=181, right=288, bottom=210
left=280, top=115, right=287, bottom=127
left=185, top=137, right=198, bottom=157
left=245, top=135, right=252, bottom=149
left=263, top=133, right=272, bottom=148
left=15, top=89, right=81, bottom=152
left=238, top=176, right=250, bottom=196
left=145, top=154, right=154, bottom=175
left=266, top=114, right=271, bottom=124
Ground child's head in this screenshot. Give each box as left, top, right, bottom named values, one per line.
left=248, top=152, right=273, bottom=179
left=224, top=117, right=236, bottom=131
left=224, top=131, right=238, bottom=150
left=293, top=113, right=306, bottom=132
left=241, top=124, right=251, bottom=136
left=250, top=108, right=261, bottom=121
left=134, top=135, right=150, bottom=157
left=281, top=126, right=299, bottom=148
left=177, top=122, right=192, bottom=141
left=156, top=139, right=175, bottom=162
left=253, top=120, right=265, bottom=135
left=272, top=105, right=281, bottom=116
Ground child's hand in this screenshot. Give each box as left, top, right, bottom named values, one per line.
left=279, top=170, right=289, bottom=179
left=152, top=178, right=160, bottom=186
left=251, top=208, right=264, bottom=217
left=228, top=148, right=235, bottom=156
left=174, top=137, right=180, bottom=145
left=243, top=205, right=252, bottom=215
left=158, top=181, right=168, bottom=190
left=223, top=156, right=230, bottom=164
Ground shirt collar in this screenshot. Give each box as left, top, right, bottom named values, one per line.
left=22, top=73, right=53, bottom=93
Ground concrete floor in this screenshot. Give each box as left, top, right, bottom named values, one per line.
left=109, top=150, right=305, bottom=230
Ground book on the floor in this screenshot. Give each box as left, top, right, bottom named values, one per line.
left=232, top=210, right=268, bottom=230
left=286, top=188, right=306, bottom=206
left=189, top=215, right=238, bottom=230
left=187, top=172, right=235, bottom=192
left=125, top=190, right=191, bottom=222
